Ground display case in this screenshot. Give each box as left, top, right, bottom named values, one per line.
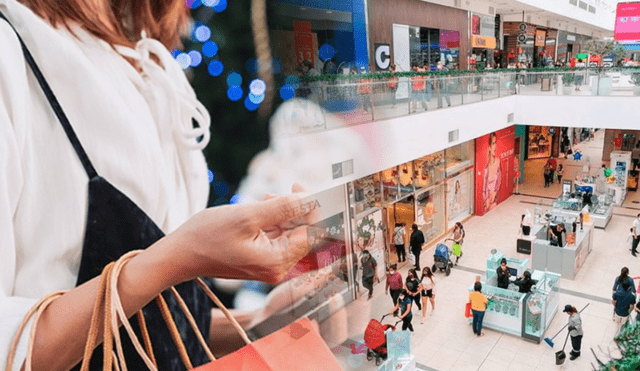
left=609, top=151, right=631, bottom=205
left=486, top=250, right=529, bottom=280
left=478, top=284, right=526, bottom=337
left=522, top=271, right=561, bottom=342
left=551, top=194, right=613, bottom=229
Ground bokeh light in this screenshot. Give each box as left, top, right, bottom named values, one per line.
left=248, top=92, right=264, bottom=104
left=226, top=72, right=242, bottom=87
left=194, top=25, right=211, bottom=42
left=188, top=50, right=202, bottom=67
left=249, top=79, right=266, bottom=95
left=245, top=58, right=257, bottom=74
left=208, top=169, right=214, bottom=184
left=279, top=85, right=295, bottom=101
left=207, top=60, right=224, bottom=76
left=226, top=86, right=243, bottom=101
left=185, top=0, right=202, bottom=9
left=244, top=96, right=259, bottom=111
left=176, top=53, right=192, bottom=69
left=272, top=59, right=283, bottom=74
left=234, top=289, right=267, bottom=311
left=214, top=181, right=229, bottom=196
left=319, top=44, right=336, bottom=61
left=213, top=197, right=228, bottom=206
left=229, top=194, right=245, bottom=204
left=284, top=75, right=300, bottom=89
left=202, top=41, right=218, bottom=57
left=212, top=0, right=227, bottom=12
left=171, top=49, right=180, bottom=58
left=202, top=0, right=220, bottom=6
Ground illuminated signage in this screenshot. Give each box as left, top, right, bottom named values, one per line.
left=615, top=2, right=640, bottom=41
left=471, top=35, right=496, bottom=49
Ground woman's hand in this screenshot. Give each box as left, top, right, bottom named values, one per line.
left=161, top=184, right=321, bottom=285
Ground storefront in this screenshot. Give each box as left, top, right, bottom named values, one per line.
left=269, top=0, right=368, bottom=75
left=556, top=31, right=591, bottom=65
left=475, top=126, right=516, bottom=216
left=367, top=0, right=469, bottom=71
left=349, top=141, right=474, bottom=271
left=526, top=126, right=556, bottom=159
left=502, top=22, right=537, bottom=66
left=470, top=14, right=497, bottom=69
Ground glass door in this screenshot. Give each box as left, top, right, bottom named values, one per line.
left=385, top=197, right=415, bottom=269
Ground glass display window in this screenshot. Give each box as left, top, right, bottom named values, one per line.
left=527, top=126, right=553, bottom=159
left=416, top=185, right=445, bottom=244
left=408, top=26, right=459, bottom=69
left=413, top=151, right=445, bottom=190
left=352, top=174, right=381, bottom=215
left=381, top=164, right=414, bottom=203
left=446, top=169, right=474, bottom=226
left=445, top=141, right=475, bottom=177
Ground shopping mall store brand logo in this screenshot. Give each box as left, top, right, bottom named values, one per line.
left=281, top=199, right=321, bottom=219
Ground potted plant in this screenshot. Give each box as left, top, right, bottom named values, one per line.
left=562, top=73, right=575, bottom=95
left=630, top=72, right=640, bottom=96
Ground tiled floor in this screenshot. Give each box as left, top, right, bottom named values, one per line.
left=329, top=128, right=638, bottom=371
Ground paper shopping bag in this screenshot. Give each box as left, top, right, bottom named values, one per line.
left=193, top=317, right=343, bottom=371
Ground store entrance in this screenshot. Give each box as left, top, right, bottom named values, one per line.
left=385, top=196, right=415, bottom=268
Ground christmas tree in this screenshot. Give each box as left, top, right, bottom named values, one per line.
left=593, top=319, right=640, bottom=371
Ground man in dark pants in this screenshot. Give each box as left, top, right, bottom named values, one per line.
left=410, top=224, right=425, bottom=270
left=632, top=214, right=640, bottom=257
left=361, top=250, right=378, bottom=300
left=563, top=305, right=584, bottom=360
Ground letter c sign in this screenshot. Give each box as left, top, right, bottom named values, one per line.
left=375, top=44, right=390, bottom=70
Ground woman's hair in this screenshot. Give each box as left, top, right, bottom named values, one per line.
left=20, top=0, right=188, bottom=49
left=389, top=264, right=397, bottom=271
left=395, top=222, right=402, bottom=227
left=421, top=267, right=433, bottom=283
left=474, top=282, right=482, bottom=292
left=487, top=132, right=497, bottom=160
left=412, top=224, right=418, bottom=231
left=619, top=267, right=630, bottom=283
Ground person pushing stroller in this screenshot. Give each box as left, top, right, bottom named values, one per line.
left=389, top=289, right=414, bottom=332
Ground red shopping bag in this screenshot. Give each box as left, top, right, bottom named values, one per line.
left=193, top=317, right=343, bottom=371
left=465, top=303, right=472, bottom=318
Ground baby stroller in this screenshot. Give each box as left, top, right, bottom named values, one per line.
left=364, top=314, right=399, bottom=366
left=432, top=239, right=454, bottom=276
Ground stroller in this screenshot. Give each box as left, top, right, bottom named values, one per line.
left=432, top=239, right=454, bottom=276
left=364, top=314, right=399, bottom=366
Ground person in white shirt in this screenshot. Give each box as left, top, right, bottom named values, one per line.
left=0, top=1, right=318, bottom=370
left=632, top=214, right=640, bottom=257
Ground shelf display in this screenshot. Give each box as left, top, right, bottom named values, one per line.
left=522, top=271, right=560, bottom=342
left=551, top=194, right=613, bottom=229
left=531, top=222, right=594, bottom=280
left=609, top=151, right=631, bottom=205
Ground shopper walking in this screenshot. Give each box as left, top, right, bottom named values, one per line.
left=410, top=65, right=428, bottom=112
left=358, top=66, right=373, bottom=113
left=452, top=222, right=465, bottom=265
left=410, top=224, right=425, bottom=270
left=613, top=267, right=637, bottom=294
left=361, top=249, right=379, bottom=300
left=419, top=267, right=436, bottom=323
left=435, top=61, right=452, bottom=108
left=469, top=282, right=488, bottom=337
left=563, top=304, right=584, bottom=360
left=612, top=280, right=636, bottom=338
left=393, top=222, right=407, bottom=263
left=387, top=64, right=399, bottom=107
left=389, top=290, right=414, bottom=332
left=496, top=258, right=511, bottom=289
left=556, top=164, right=564, bottom=184
left=632, top=214, right=640, bottom=257
left=405, top=269, right=422, bottom=311
left=385, top=264, right=404, bottom=307
left=543, top=161, right=552, bottom=187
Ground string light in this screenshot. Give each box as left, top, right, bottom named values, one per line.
left=227, top=86, right=243, bottom=101
left=202, top=41, right=218, bottom=57
left=208, top=60, right=224, bottom=76
left=188, top=50, right=203, bottom=67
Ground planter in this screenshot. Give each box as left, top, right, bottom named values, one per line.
left=562, top=86, right=573, bottom=95
left=634, top=86, right=640, bottom=96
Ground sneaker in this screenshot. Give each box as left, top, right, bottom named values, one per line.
left=478, top=333, right=485, bottom=338
left=569, top=353, right=580, bottom=361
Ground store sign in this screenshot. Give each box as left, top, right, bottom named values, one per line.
left=535, top=30, right=546, bottom=47
left=471, top=35, right=496, bottom=49
left=480, top=16, right=495, bottom=37
left=374, top=44, right=391, bottom=70
left=293, top=21, right=314, bottom=67
left=472, top=15, right=481, bottom=35
left=567, top=34, right=576, bottom=42
left=615, top=2, right=640, bottom=41
left=474, top=126, right=516, bottom=216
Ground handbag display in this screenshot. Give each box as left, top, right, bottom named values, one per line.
left=8, top=251, right=343, bottom=371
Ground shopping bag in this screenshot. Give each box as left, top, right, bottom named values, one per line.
left=464, top=303, right=472, bottom=318
left=452, top=243, right=462, bottom=257
left=407, top=253, right=415, bottom=264
left=194, top=317, right=343, bottom=371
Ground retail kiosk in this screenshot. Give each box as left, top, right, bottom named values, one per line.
left=469, top=250, right=560, bottom=342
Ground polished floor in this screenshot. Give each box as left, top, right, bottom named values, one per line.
left=330, top=128, right=639, bottom=371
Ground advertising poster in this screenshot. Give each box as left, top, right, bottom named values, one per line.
left=475, top=126, right=516, bottom=216
left=527, top=126, right=553, bottom=159
left=355, top=210, right=386, bottom=281
left=446, top=172, right=471, bottom=223
left=614, top=2, right=640, bottom=41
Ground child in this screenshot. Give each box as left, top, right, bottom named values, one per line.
left=556, top=164, right=564, bottom=184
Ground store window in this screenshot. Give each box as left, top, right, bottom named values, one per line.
left=352, top=174, right=381, bottom=215
left=381, top=164, right=415, bottom=203
left=409, top=26, right=460, bottom=68
left=527, top=126, right=553, bottom=159
left=416, top=185, right=446, bottom=243
left=445, top=141, right=475, bottom=177
left=446, top=169, right=474, bottom=226
left=413, top=151, right=445, bottom=190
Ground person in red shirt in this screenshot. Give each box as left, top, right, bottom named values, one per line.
left=548, top=157, right=557, bottom=184
left=385, top=264, right=404, bottom=306
left=410, top=64, right=428, bottom=112
left=387, top=64, right=399, bottom=107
